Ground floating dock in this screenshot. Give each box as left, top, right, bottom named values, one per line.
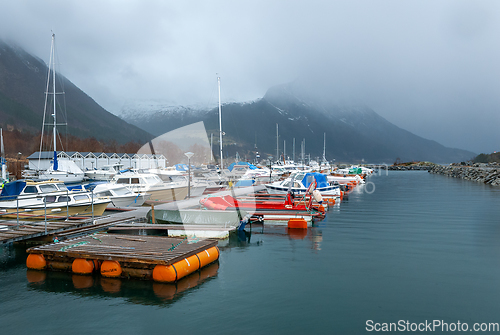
left=26, top=234, right=219, bottom=282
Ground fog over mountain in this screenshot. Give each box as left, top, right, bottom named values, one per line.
left=122, top=81, right=475, bottom=164
left=1, top=1, right=499, bottom=153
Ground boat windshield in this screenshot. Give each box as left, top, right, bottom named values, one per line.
left=96, top=191, right=113, bottom=197
left=144, top=176, right=160, bottom=184
left=39, top=184, right=59, bottom=193
left=291, top=172, right=306, bottom=181
left=113, top=187, right=133, bottom=196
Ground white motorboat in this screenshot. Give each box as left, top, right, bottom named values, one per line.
left=327, top=174, right=364, bottom=185
left=110, top=171, right=188, bottom=202
left=0, top=179, right=110, bottom=218
left=85, top=164, right=124, bottom=181
left=265, top=172, right=341, bottom=198
left=92, top=183, right=151, bottom=208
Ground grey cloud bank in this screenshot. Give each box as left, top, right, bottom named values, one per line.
left=1, top=0, right=499, bottom=154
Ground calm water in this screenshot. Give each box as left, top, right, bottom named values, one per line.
left=2, top=171, right=500, bottom=334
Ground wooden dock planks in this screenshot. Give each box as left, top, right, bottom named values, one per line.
left=0, top=214, right=139, bottom=245
left=27, top=234, right=218, bottom=266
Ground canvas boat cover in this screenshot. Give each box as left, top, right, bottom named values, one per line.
left=150, top=209, right=248, bottom=226
left=0, top=180, right=27, bottom=200
left=348, top=167, right=363, bottom=174
left=301, top=173, right=330, bottom=188
left=227, top=162, right=258, bottom=172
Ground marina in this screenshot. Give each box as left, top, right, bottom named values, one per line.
left=2, top=171, right=500, bottom=334
left=2, top=2, right=500, bottom=333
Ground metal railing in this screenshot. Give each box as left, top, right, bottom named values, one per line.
left=0, top=188, right=102, bottom=231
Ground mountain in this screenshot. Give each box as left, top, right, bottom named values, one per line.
left=120, top=82, right=475, bottom=164
left=0, top=39, right=152, bottom=144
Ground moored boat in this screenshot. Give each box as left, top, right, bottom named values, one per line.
left=110, top=170, right=188, bottom=202
left=91, top=183, right=151, bottom=208
left=0, top=179, right=110, bottom=218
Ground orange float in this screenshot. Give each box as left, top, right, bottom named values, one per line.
left=100, top=260, right=122, bottom=277
left=153, top=246, right=220, bottom=283
left=196, top=246, right=220, bottom=268
left=72, top=259, right=99, bottom=275
left=26, top=254, right=46, bottom=270
left=288, top=218, right=308, bottom=229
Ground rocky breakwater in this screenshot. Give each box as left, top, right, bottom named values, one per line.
left=429, top=162, right=500, bottom=186
left=388, top=162, right=436, bottom=171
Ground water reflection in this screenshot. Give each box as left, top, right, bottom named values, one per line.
left=240, top=223, right=323, bottom=251
left=26, top=262, right=219, bottom=306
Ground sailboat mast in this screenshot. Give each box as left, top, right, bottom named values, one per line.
left=210, top=133, right=214, bottom=162
left=52, top=33, right=57, bottom=154
left=217, top=77, right=223, bottom=170
left=276, top=123, right=279, bottom=161
left=50, top=33, right=59, bottom=171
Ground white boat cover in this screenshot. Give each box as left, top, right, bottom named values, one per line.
left=151, top=209, right=248, bottom=226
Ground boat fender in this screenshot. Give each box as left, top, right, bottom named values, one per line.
left=312, top=189, right=323, bottom=204
left=306, top=180, right=316, bottom=194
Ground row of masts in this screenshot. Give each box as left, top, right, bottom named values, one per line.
left=274, top=124, right=329, bottom=164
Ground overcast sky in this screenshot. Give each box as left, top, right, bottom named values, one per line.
left=1, top=0, right=499, bottom=154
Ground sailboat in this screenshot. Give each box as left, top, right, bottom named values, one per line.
left=38, top=33, right=84, bottom=183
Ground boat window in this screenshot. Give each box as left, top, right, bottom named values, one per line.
left=294, top=182, right=301, bottom=188
left=74, top=195, right=90, bottom=201
left=116, top=178, right=129, bottom=184
left=57, top=196, right=70, bottom=203
left=96, top=191, right=113, bottom=197
left=45, top=196, right=57, bottom=203
left=283, top=181, right=291, bottom=187
left=23, top=186, right=37, bottom=194
left=39, top=184, right=59, bottom=193
left=131, top=178, right=140, bottom=184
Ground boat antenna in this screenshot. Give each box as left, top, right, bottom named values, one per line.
left=323, top=132, right=326, bottom=163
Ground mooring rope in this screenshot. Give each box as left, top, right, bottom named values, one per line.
left=58, top=241, right=90, bottom=252
left=168, top=237, right=187, bottom=251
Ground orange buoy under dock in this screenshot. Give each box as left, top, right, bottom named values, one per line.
left=26, top=234, right=219, bottom=282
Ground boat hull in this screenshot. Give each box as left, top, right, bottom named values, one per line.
left=0, top=201, right=110, bottom=219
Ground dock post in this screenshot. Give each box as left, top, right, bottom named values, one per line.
left=16, top=197, right=19, bottom=228
left=91, top=190, right=95, bottom=224
left=66, top=189, right=69, bottom=220
left=151, top=204, right=155, bottom=224
left=44, top=196, right=47, bottom=234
